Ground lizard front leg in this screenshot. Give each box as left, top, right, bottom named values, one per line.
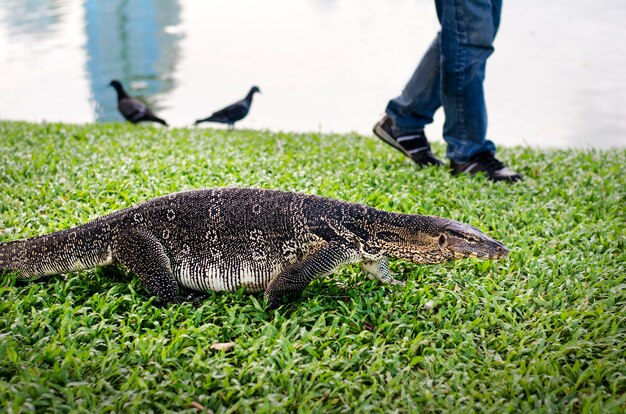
left=360, top=257, right=405, bottom=287
left=264, top=241, right=358, bottom=310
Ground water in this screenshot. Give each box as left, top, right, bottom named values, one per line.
left=1, top=0, right=625, bottom=149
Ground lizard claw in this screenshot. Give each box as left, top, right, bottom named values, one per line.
left=390, top=279, right=406, bottom=287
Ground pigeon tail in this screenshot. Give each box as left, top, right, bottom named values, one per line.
left=130, top=110, right=168, bottom=126
left=147, top=115, right=168, bottom=126
left=197, top=113, right=230, bottom=125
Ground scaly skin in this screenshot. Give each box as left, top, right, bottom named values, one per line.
left=0, top=188, right=509, bottom=309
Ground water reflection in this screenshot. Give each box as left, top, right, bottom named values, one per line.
left=85, top=0, right=182, bottom=122
left=0, top=0, right=66, bottom=40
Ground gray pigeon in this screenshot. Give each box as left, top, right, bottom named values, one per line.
left=195, top=86, right=261, bottom=128
left=109, top=80, right=168, bottom=126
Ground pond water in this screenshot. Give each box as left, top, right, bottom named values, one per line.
left=0, top=0, right=625, bottom=149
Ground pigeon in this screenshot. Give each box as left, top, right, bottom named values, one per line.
left=194, top=86, right=261, bottom=128
left=109, top=80, right=168, bottom=126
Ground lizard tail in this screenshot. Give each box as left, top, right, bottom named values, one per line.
left=0, top=223, right=113, bottom=280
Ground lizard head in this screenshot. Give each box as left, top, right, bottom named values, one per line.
left=437, top=221, right=509, bottom=260
left=373, top=216, right=508, bottom=264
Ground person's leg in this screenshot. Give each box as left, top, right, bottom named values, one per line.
left=385, top=34, right=442, bottom=134
left=438, top=0, right=520, bottom=182
left=438, top=0, right=498, bottom=163
left=374, top=31, right=444, bottom=167
left=374, top=0, right=519, bottom=179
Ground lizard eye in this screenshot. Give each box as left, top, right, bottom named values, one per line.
left=438, top=234, right=446, bottom=248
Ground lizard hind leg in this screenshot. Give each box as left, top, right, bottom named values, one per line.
left=113, top=229, right=182, bottom=305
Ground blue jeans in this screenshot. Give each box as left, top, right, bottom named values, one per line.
left=386, top=0, right=501, bottom=163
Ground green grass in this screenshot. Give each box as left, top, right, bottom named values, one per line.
left=0, top=120, right=624, bottom=413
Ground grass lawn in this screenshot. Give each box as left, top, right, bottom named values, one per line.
left=0, top=121, right=624, bottom=413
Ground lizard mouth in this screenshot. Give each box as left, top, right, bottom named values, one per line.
left=452, top=245, right=509, bottom=260
left=454, top=251, right=488, bottom=259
